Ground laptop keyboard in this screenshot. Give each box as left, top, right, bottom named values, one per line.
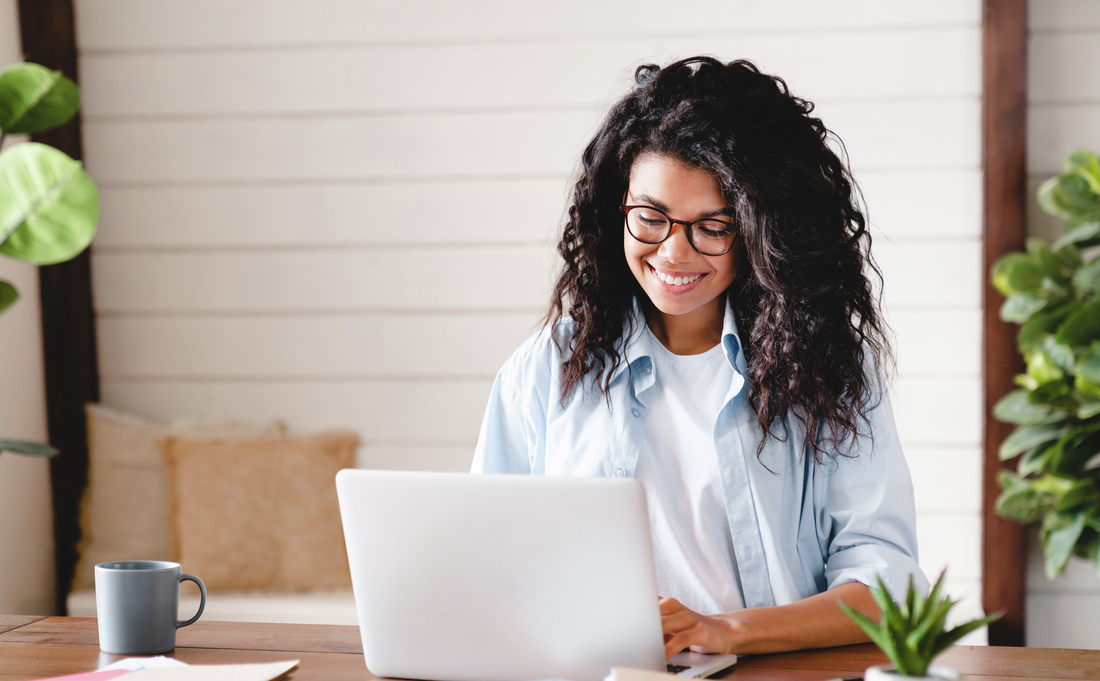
left=666, top=665, right=691, bottom=674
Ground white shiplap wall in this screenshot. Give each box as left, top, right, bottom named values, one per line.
left=1026, top=0, right=1100, bottom=650
left=74, top=0, right=985, bottom=632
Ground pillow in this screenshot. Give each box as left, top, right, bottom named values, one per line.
left=161, top=431, right=358, bottom=592
left=74, top=404, right=286, bottom=590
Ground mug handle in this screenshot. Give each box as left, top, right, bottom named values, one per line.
left=176, top=573, right=206, bottom=628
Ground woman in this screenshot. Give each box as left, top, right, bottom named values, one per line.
left=471, top=57, right=925, bottom=657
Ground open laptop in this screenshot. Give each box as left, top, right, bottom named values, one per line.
left=336, top=470, right=737, bottom=681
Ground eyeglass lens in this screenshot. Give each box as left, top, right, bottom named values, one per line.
left=624, top=206, right=735, bottom=256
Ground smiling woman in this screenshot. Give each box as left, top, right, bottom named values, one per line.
left=472, top=57, right=924, bottom=657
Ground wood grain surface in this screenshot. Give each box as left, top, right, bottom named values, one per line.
left=2, top=618, right=1099, bottom=681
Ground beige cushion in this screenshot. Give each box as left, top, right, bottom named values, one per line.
left=74, top=404, right=286, bottom=590
left=161, top=431, right=357, bottom=592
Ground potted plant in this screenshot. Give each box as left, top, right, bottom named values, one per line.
left=0, top=61, right=99, bottom=460
left=839, top=571, right=1001, bottom=680
left=990, top=150, right=1100, bottom=578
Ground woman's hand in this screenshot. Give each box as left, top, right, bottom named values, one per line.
left=659, top=597, right=742, bottom=660
left=660, top=582, right=879, bottom=658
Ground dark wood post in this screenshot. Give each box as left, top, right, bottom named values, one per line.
left=16, top=0, right=100, bottom=615
left=982, top=0, right=1028, bottom=646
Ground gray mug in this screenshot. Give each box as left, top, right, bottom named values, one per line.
left=95, top=561, right=206, bottom=654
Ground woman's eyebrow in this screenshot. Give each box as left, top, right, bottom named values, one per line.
left=633, top=193, right=733, bottom=219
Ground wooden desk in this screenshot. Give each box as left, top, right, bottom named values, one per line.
left=0, top=616, right=1097, bottom=681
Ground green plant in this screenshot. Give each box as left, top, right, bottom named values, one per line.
left=991, top=150, right=1100, bottom=579
left=0, top=61, right=100, bottom=460
left=839, top=572, right=1001, bottom=677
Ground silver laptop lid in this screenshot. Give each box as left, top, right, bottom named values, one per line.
left=336, top=470, right=667, bottom=681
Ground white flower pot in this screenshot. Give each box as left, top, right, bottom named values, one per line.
left=865, top=665, right=960, bottom=681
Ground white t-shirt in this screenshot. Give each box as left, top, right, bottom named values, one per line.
left=633, top=325, right=744, bottom=615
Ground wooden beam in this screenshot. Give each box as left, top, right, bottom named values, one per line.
left=982, top=0, right=1028, bottom=647
left=16, top=0, right=100, bottom=616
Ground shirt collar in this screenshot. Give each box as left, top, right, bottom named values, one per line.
left=608, top=296, right=745, bottom=385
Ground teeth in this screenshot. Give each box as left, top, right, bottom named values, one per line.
left=652, top=268, right=701, bottom=286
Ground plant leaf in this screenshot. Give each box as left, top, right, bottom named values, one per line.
left=1041, top=336, right=1076, bottom=372
left=1044, top=511, right=1087, bottom=578
left=0, top=279, right=17, bottom=314
left=1057, top=299, right=1100, bottom=348
left=0, top=62, right=80, bottom=135
left=1018, top=443, right=1053, bottom=477
left=999, top=424, right=1068, bottom=461
left=0, top=438, right=58, bottom=457
left=1019, top=304, right=1075, bottom=353
left=1053, top=221, right=1100, bottom=250
left=993, top=390, right=1068, bottom=426
left=929, top=612, right=1004, bottom=659
left=838, top=601, right=892, bottom=659
left=0, top=142, right=99, bottom=264
left=1054, top=480, right=1098, bottom=514
left=1074, top=256, right=1100, bottom=293
left=1000, top=294, right=1048, bottom=323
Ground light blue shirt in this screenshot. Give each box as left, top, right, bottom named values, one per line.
left=471, top=300, right=928, bottom=608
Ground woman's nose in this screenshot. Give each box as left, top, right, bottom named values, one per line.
left=657, top=223, right=695, bottom=263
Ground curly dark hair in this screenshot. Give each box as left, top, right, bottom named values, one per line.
left=547, top=56, right=891, bottom=463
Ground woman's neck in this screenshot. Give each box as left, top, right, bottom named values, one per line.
left=644, top=295, right=726, bottom=356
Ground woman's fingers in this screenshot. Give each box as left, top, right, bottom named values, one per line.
left=664, top=629, right=695, bottom=660
left=659, top=597, right=684, bottom=615
left=661, top=609, right=698, bottom=634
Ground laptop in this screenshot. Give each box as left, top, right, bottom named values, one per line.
left=336, top=470, right=738, bottom=681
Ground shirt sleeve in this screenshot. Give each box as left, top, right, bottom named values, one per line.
left=470, top=330, right=553, bottom=475
left=815, top=373, right=929, bottom=600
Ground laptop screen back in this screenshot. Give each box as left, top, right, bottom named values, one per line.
left=336, top=470, right=667, bottom=681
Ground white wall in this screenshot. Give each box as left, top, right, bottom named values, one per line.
left=0, top=0, right=56, bottom=616
left=1025, top=0, right=1100, bottom=650
left=74, top=0, right=986, bottom=635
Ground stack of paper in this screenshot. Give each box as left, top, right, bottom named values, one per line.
left=34, top=658, right=299, bottom=681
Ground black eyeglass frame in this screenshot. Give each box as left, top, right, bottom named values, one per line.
left=619, top=204, right=739, bottom=256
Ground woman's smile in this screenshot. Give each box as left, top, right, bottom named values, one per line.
left=647, top=263, right=706, bottom=293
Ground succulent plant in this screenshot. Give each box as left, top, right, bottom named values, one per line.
left=839, top=571, right=1001, bottom=678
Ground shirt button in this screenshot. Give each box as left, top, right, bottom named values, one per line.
left=614, top=468, right=626, bottom=477
left=631, top=407, right=641, bottom=418
left=643, top=364, right=652, bottom=375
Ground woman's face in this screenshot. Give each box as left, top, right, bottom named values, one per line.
left=623, top=153, right=739, bottom=321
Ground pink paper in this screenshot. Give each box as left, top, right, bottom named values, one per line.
left=33, top=670, right=132, bottom=681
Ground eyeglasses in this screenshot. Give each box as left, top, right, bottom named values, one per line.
left=620, top=205, right=738, bottom=256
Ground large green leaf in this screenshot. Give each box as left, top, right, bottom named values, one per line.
left=999, top=424, right=1068, bottom=460
left=1018, top=303, right=1075, bottom=353
left=0, top=62, right=80, bottom=135
left=1057, top=299, right=1100, bottom=348
left=1000, top=294, right=1047, bottom=324
left=1044, top=511, right=1087, bottom=578
left=993, top=389, right=1068, bottom=425
left=1071, top=151, right=1100, bottom=195
left=1039, top=166, right=1100, bottom=220
left=1078, top=401, right=1100, bottom=420
left=1018, top=443, right=1053, bottom=477
left=0, top=438, right=58, bottom=457
left=1055, top=480, right=1098, bottom=513
left=0, top=142, right=98, bottom=264
left=996, top=484, right=1049, bottom=524
left=0, top=279, right=16, bottom=314
left=1054, top=222, right=1100, bottom=251
left=992, top=253, right=1032, bottom=296
left=1075, top=256, right=1100, bottom=294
